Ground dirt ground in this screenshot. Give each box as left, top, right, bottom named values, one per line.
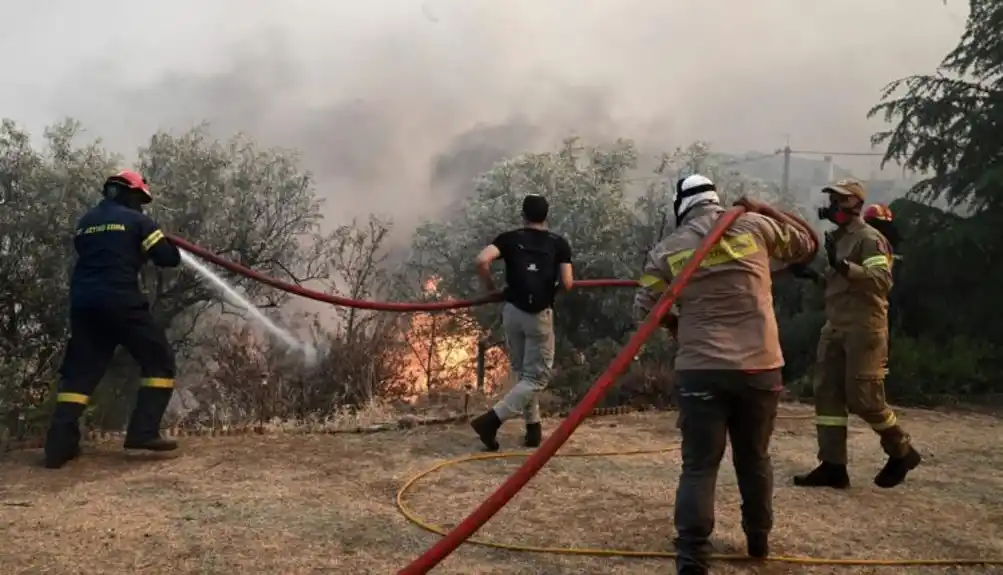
left=2, top=405, right=1003, bottom=575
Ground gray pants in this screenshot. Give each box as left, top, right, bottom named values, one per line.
left=492, top=303, right=555, bottom=425
left=673, top=369, right=782, bottom=570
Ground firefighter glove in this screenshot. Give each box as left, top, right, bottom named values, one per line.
left=824, top=233, right=849, bottom=275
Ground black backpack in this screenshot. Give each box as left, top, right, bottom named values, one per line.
left=504, top=230, right=560, bottom=314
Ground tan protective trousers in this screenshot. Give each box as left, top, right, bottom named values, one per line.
left=813, top=323, right=911, bottom=465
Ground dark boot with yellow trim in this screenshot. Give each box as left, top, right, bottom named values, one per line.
left=792, top=461, right=850, bottom=489
left=124, top=384, right=178, bottom=452
left=43, top=401, right=86, bottom=469
left=874, top=446, right=921, bottom=488
left=124, top=436, right=178, bottom=451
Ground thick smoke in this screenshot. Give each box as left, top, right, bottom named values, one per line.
left=2, top=0, right=967, bottom=230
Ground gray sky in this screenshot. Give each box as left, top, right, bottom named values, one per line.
left=0, top=0, right=967, bottom=226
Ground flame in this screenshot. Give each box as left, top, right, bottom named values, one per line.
left=396, top=276, right=508, bottom=400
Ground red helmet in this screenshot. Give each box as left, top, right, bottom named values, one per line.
left=863, top=203, right=893, bottom=222
left=105, top=170, right=152, bottom=203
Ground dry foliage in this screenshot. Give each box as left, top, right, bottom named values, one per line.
left=2, top=405, right=1002, bottom=574
left=177, top=320, right=409, bottom=428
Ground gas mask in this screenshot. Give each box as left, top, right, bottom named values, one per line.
left=817, top=198, right=856, bottom=226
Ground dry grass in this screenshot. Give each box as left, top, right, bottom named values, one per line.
left=2, top=404, right=1003, bottom=574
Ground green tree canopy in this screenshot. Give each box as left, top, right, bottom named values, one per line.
left=869, top=0, right=1003, bottom=211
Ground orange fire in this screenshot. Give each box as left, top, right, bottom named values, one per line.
left=397, top=276, right=508, bottom=399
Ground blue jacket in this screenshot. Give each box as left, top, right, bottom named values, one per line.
left=69, top=199, right=181, bottom=309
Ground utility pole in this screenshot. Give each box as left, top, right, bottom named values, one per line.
left=645, top=184, right=655, bottom=230
left=476, top=338, right=486, bottom=392
left=781, top=144, right=791, bottom=199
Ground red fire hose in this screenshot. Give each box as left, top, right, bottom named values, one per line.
left=396, top=206, right=747, bottom=574
left=170, top=206, right=814, bottom=571
left=167, top=234, right=638, bottom=312
left=167, top=204, right=815, bottom=313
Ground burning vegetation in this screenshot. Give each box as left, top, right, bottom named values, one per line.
left=397, top=276, right=508, bottom=400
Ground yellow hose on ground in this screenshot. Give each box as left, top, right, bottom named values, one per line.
left=395, top=413, right=1002, bottom=568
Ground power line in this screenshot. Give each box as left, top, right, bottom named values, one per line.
left=601, top=147, right=885, bottom=185
left=787, top=149, right=885, bottom=157
left=720, top=151, right=782, bottom=166
left=623, top=151, right=783, bottom=184
left=779, top=143, right=889, bottom=197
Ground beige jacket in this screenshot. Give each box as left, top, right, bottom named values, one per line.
left=634, top=204, right=816, bottom=371
left=823, top=217, right=893, bottom=331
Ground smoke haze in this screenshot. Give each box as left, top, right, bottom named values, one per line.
left=1, top=0, right=967, bottom=228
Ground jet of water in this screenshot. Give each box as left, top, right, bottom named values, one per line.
left=179, top=250, right=318, bottom=367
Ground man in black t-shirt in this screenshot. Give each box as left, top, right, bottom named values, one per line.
left=469, top=194, right=574, bottom=451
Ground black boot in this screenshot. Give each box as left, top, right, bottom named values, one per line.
left=43, top=402, right=85, bottom=469
left=123, top=436, right=178, bottom=451
left=793, top=461, right=850, bottom=489
left=874, top=446, right=921, bottom=488
left=124, top=387, right=178, bottom=452
left=470, top=409, right=502, bottom=452
left=747, top=532, right=769, bottom=559
left=523, top=422, right=542, bottom=448
left=44, top=443, right=82, bottom=469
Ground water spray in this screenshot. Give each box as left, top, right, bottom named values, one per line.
left=178, top=250, right=318, bottom=367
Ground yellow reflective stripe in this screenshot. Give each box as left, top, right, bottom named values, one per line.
left=774, top=223, right=791, bottom=248
left=815, top=415, right=848, bottom=427
left=771, top=224, right=795, bottom=260
left=667, top=233, right=759, bottom=275
left=870, top=411, right=898, bottom=431
left=57, top=392, right=89, bottom=405
left=141, top=377, right=175, bottom=389
left=141, top=229, right=165, bottom=252
left=861, top=255, right=889, bottom=269
left=638, top=274, right=666, bottom=290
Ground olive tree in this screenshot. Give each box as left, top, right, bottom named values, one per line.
left=0, top=119, right=121, bottom=439
left=0, top=118, right=341, bottom=434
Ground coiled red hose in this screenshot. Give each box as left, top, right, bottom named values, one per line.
left=396, top=206, right=747, bottom=574
left=167, top=234, right=638, bottom=312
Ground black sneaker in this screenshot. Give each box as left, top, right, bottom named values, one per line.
left=874, top=447, right=921, bottom=488
left=674, top=538, right=711, bottom=575
left=793, top=461, right=850, bottom=489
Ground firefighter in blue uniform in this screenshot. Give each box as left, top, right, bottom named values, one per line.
left=44, top=170, right=182, bottom=469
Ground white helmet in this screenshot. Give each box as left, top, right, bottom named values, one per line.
left=673, top=174, right=720, bottom=225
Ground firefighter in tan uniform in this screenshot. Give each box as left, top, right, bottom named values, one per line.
left=863, top=203, right=904, bottom=327
left=635, top=175, right=817, bottom=575
left=793, top=180, right=922, bottom=490
left=863, top=203, right=900, bottom=252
